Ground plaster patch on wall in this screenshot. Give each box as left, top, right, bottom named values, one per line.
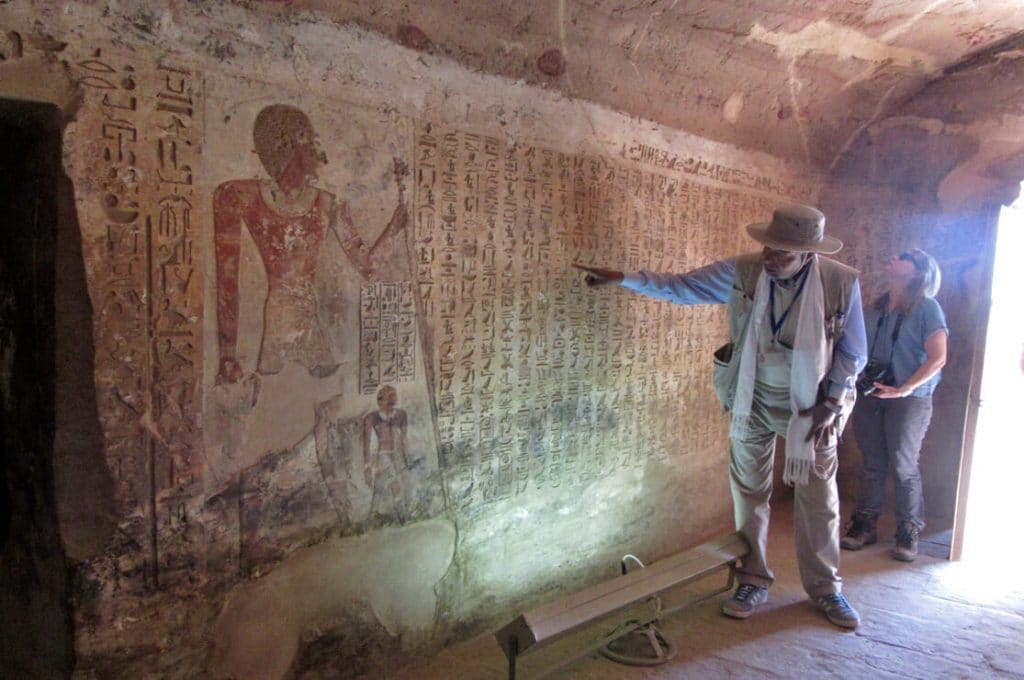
left=749, top=20, right=937, bottom=72
left=210, top=519, right=456, bottom=680
left=723, top=92, right=743, bottom=124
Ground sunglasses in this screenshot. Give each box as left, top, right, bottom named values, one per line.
left=898, top=251, right=924, bottom=271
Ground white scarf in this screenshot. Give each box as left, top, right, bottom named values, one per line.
left=729, top=255, right=828, bottom=486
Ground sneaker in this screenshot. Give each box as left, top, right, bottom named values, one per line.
left=892, top=522, right=920, bottom=562
left=840, top=509, right=878, bottom=551
left=812, top=592, right=860, bottom=629
left=722, top=583, right=768, bottom=619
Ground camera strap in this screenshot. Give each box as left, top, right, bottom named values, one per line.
left=868, top=308, right=904, bottom=367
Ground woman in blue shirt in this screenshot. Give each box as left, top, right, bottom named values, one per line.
left=841, top=249, right=948, bottom=561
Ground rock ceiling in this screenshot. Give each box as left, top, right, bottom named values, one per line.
left=273, top=0, right=1024, bottom=180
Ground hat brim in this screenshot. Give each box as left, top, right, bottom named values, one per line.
left=746, top=222, right=843, bottom=255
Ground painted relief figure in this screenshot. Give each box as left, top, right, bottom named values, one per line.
left=213, top=104, right=408, bottom=383
left=364, top=385, right=416, bottom=522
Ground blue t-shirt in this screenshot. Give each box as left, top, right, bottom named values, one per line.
left=865, top=296, right=948, bottom=397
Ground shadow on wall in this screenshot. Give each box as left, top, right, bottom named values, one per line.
left=54, top=168, right=118, bottom=561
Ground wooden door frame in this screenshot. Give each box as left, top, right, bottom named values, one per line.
left=949, top=203, right=1001, bottom=561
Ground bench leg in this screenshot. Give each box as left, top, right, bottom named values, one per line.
left=508, top=636, right=517, bottom=680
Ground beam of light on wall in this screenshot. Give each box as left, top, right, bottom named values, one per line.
left=958, top=187, right=1024, bottom=578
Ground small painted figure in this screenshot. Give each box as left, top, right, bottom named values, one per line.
left=363, top=385, right=410, bottom=522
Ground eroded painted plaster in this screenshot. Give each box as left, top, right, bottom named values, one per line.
left=209, top=520, right=455, bottom=680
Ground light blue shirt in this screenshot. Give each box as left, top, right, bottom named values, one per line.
left=865, top=297, right=947, bottom=398
left=621, top=257, right=868, bottom=400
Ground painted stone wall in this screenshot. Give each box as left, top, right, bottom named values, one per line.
left=1, top=2, right=823, bottom=677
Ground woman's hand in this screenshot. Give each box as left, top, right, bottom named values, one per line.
left=872, top=382, right=910, bottom=398
left=874, top=330, right=947, bottom=399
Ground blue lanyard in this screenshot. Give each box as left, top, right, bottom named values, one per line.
left=769, top=265, right=810, bottom=340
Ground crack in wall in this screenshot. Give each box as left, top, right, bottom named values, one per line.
left=786, top=57, right=812, bottom=165
left=827, top=81, right=901, bottom=173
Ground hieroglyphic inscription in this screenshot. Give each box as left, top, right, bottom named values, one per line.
left=622, top=141, right=814, bottom=203
left=359, top=282, right=417, bottom=394
left=415, top=123, right=777, bottom=512
left=71, top=53, right=204, bottom=586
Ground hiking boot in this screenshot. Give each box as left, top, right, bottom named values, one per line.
left=892, top=522, right=920, bottom=562
left=840, top=509, right=878, bottom=551
left=812, top=592, right=860, bottom=629
left=722, top=583, right=768, bottom=619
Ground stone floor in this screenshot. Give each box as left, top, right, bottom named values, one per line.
left=395, top=498, right=1024, bottom=679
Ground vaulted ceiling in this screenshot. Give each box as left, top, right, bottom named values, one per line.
left=271, top=0, right=1024, bottom=191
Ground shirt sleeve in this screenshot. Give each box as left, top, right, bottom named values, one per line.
left=826, top=278, right=868, bottom=400
left=919, top=297, right=949, bottom=340
left=620, top=258, right=735, bottom=305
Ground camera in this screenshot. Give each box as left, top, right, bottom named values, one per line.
left=856, top=361, right=894, bottom=396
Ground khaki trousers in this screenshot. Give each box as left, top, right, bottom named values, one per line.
left=729, top=381, right=842, bottom=597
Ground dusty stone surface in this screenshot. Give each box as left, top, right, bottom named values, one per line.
left=0, top=1, right=1019, bottom=677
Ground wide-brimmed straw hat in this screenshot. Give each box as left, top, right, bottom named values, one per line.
left=745, top=204, right=842, bottom=254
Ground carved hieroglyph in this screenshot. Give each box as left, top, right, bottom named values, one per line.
left=412, top=123, right=778, bottom=513
left=69, top=51, right=205, bottom=587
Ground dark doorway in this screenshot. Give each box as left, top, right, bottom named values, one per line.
left=0, top=98, right=75, bottom=677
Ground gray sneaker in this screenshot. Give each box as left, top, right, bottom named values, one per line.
left=812, top=592, right=860, bottom=629
left=722, top=583, right=768, bottom=619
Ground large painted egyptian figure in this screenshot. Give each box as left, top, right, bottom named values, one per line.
left=213, top=104, right=407, bottom=384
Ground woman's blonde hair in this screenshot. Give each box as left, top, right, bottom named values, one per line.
left=873, top=248, right=941, bottom=311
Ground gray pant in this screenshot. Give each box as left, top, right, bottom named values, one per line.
left=730, top=382, right=842, bottom=597
left=852, top=395, right=932, bottom=529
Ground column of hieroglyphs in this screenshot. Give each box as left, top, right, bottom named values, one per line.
left=414, top=122, right=796, bottom=514
left=69, top=51, right=204, bottom=587
left=359, top=281, right=418, bottom=395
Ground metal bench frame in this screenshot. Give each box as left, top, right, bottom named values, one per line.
left=494, top=532, right=750, bottom=679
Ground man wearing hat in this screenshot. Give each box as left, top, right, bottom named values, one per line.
left=574, top=204, right=867, bottom=629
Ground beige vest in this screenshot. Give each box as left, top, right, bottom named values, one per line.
left=712, top=253, right=859, bottom=417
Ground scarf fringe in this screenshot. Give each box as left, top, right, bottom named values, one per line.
left=783, top=457, right=812, bottom=486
